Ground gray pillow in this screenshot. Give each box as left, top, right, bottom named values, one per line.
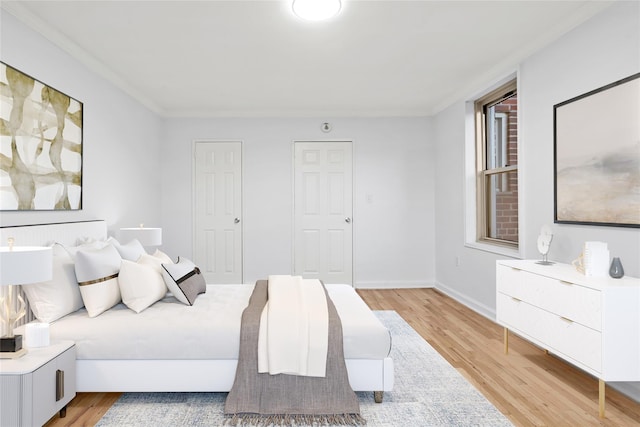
left=161, top=257, right=206, bottom=305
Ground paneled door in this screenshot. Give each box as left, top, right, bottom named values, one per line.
left=194, top=141, right=242, bottom=283
left=294, top=141, right=353, bottom=284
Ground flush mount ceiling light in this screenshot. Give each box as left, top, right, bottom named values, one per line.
left=292, top=0, right=342, bottom=21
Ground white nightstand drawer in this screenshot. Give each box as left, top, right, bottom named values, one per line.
left=32, top=345, right=76, bottom=426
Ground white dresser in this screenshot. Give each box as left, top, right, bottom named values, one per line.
left=496, top=260, right=640, bottom=417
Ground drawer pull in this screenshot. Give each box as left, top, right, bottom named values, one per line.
left=560, top=316, right=574, bottom=324
left=511, top=297, right=522, bottom=302
left=56, top=369, right=64, bottom=401
left=559, top=280, right=574, bottom=286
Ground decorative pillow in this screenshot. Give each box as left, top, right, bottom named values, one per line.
left=152, top=249, right=173, bottom=265
left=64, top=240, right=108, bottom=260
left=119, top=258, right=168, bottom=313
left=74, top=244, right=122, bottom=317
left=138, top=250, right=173, bottom=274
left=109, top=237, right=146, bottom=261
left=76, top=236, right=108, bottom=246
left=21, top=243, right=84, bottom=323
left=161, top=257, right=206, bottom=305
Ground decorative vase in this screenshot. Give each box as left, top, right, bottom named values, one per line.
left=609, top=257, right=624, bottom=279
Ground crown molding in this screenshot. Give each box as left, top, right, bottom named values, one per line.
left=1, top=1, right=166, bottom=116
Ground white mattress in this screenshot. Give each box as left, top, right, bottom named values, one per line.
left=43, top=284, right=391, bottom=361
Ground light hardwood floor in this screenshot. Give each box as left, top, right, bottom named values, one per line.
left=44, top=288, right=640, bottom=427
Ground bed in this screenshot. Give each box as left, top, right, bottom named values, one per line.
left=2, top=220, right=394, bottom=402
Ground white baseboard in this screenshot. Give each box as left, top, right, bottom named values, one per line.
left=355, top=280, right=434, bottom=290
left=434, top=280, right=496, bottom=322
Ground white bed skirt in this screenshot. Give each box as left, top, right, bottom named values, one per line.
left=77, top=358, right=394, bottom=393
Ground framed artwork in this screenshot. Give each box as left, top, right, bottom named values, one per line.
left=0, top=62, right=83, bottom=210
left=554, top=72, right=640, bottom=228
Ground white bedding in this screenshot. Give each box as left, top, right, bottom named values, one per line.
left=42, top=283, right=392, bottom=361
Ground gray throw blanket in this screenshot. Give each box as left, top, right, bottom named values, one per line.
left=224, top=280, right=364, bottom=426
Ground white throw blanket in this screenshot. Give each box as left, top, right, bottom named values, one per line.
left=258, top=275, right=329, bottom=377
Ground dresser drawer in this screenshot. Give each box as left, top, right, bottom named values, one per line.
left=497, top=292, right=546, bottom=341
left=548, top=313, right=602, bottom=374
left=497, top=265, right=601, bottom=330
left=497, top=293, right=602, bottom=374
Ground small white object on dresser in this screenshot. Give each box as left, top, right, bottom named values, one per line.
left=0, top=340, right=76, bottom=426
left=496, top=260, right=640, bottom=418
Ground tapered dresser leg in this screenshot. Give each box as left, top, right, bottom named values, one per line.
left=374, top=391, right=383, bottom=403
left=599, top=379, right=605, bottom=418
left=504, top=328, right=509, bottom=354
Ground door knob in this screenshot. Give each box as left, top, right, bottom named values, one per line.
left=345, top=217, right=351, bottom=223
left=234, top=218, right=240, bottom=224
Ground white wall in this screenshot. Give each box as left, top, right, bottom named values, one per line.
left=520, top=2, right=640, bottom=275
left=434, top=1, right=640, bottom=399
left=2, top=8, right=436, bottom=289
left=0, top=11, right=162, bottom=235
left=160, top=117, right=435, bottom=287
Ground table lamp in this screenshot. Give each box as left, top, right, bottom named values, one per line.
left=119, top=224, right=162, bottom=247
left=0, top=239, right=53, bottom=357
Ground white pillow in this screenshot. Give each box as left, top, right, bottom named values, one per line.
left=64, top=240, right=108, bottom=261
left=119, top=258, right=167, bottom=313
left=109, top=237, right=146, bottom=261
left=152, top=249, right=173, bottom=265
left=22, top=243, right=84, bottom=323
left=138, top=253, right=162, bottom=272
left=76, top=236, right=108, bottom=246
left=74, top=244, right=122, bottom=317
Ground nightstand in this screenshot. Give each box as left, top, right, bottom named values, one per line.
left=0, top=340, right=76, bottom=426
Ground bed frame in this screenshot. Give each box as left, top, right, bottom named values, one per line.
left=1, top=220, right=394, bottom=401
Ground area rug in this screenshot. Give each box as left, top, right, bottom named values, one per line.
left=96, top=311, right=513, bottom=426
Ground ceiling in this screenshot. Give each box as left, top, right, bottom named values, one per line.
left=2, top=1, right=614, bottom=118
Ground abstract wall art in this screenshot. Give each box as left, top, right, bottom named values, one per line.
left=0, top=62, right=83, bottom=211
left=554, top=72, right=640, bottom=228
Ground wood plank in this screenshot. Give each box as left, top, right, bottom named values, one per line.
left=43, top=288, right=640, bottom=426
left=43, top=392, right=121, bottom=427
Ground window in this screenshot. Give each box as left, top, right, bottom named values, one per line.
left=474, top=79, right=518, bottom=247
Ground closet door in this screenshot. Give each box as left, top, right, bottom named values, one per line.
left=293, top=141, right=353, bottom=285
left=194, top=141, right=243, bottom=283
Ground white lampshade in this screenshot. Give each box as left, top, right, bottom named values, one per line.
left=120, top=227, right=162, bottom=247
left=0, top=246, right=53, bottom=285
left=292, top=0, right=341, bottom=21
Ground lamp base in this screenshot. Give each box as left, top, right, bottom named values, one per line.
left=1, top=334, right=23, bottom=352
